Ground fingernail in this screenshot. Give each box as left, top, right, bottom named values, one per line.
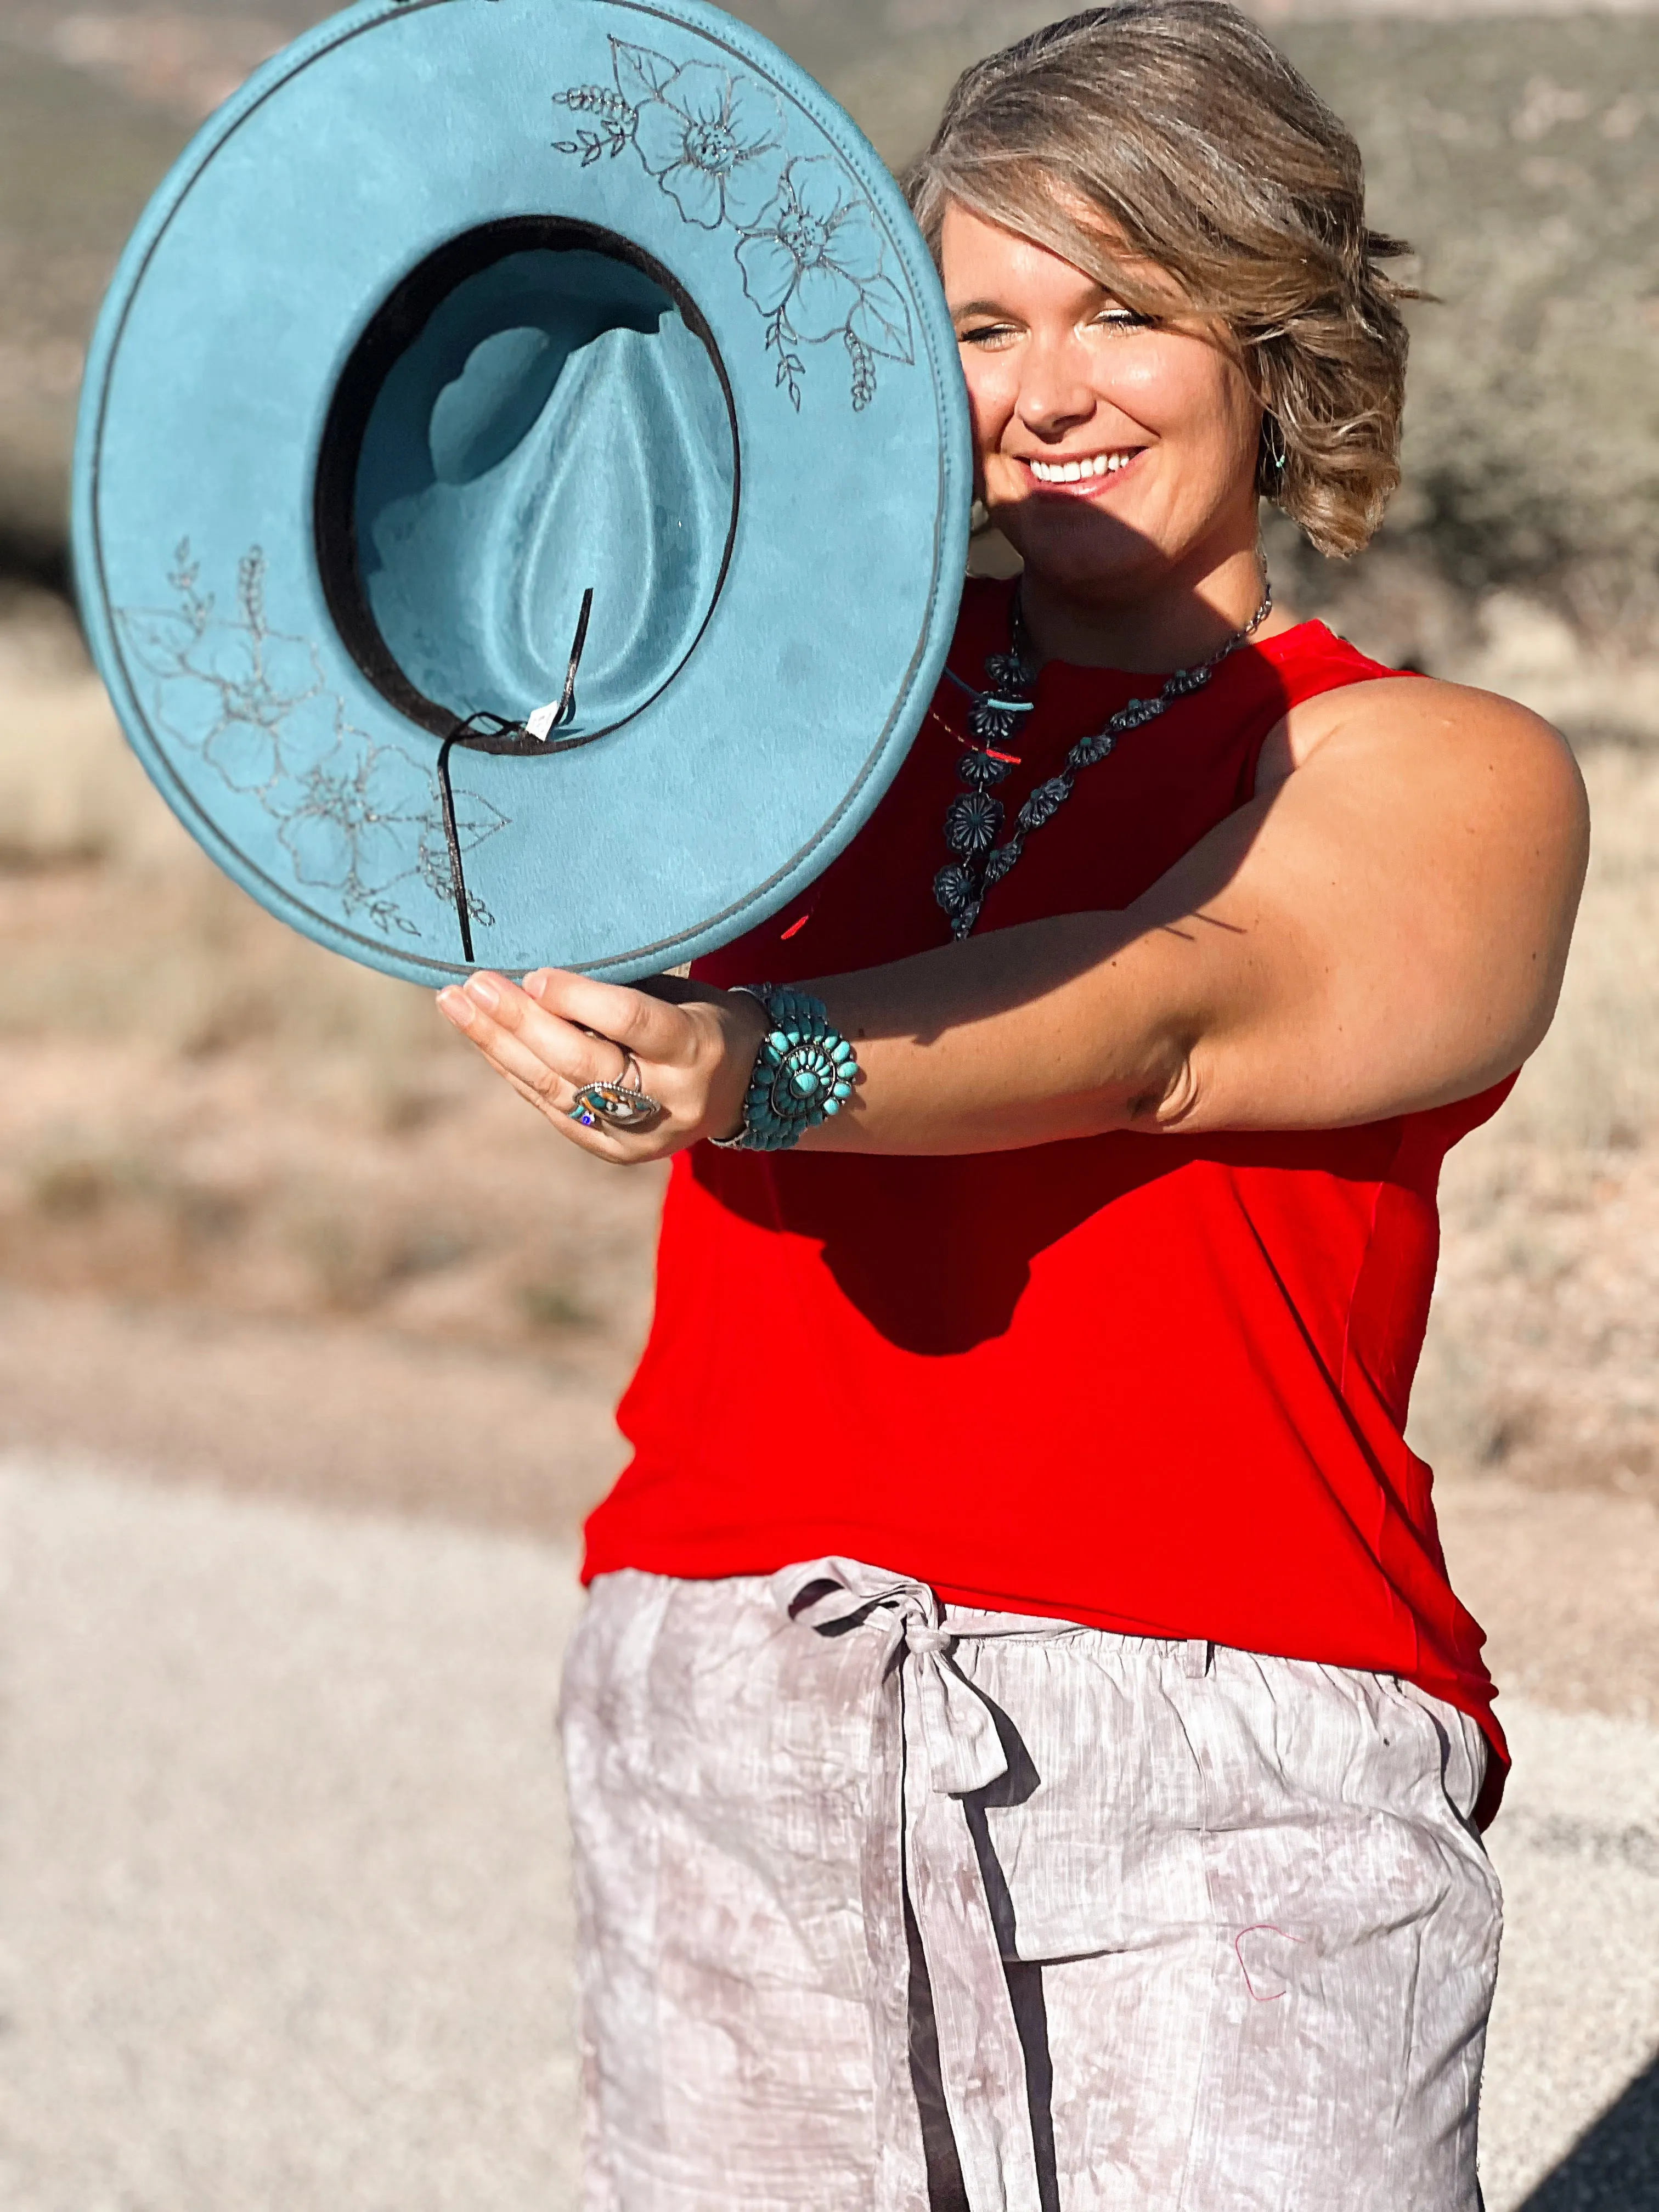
left=437, top=988, right=472, bottom=1027
left=523, top=969, right=550, bottom=1000
left=465, top=974, right=499, bottom=1010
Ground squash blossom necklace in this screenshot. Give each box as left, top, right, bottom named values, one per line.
left=933, top=578, right=1273, bottom=940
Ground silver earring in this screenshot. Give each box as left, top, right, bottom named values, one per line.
left=1260, top=412, right=1288, bottom=487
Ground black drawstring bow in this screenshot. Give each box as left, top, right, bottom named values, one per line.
left=436, top=585, right=595, bottom=963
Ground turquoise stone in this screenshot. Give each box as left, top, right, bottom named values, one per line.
left=729, top=985, right=860, bottom=1149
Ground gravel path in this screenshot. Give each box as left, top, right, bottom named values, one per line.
left=1, top=1456, right=1654, bottom=2210
left=0, top=1458, right=582, bottom=2212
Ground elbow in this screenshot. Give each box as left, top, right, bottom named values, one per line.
left=1127, top=1031, right=1206, bottom=1133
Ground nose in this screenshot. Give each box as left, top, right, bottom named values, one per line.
left=1016, top=331, right=1098, bottom=442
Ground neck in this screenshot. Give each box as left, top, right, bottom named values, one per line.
left=1015, top=539, right=1274, bottom=674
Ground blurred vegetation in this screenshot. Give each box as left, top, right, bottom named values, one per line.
left=1275, top=18, right=1659, bottom=640
left=0, top=37, right=188, bottom=582
left=0, top=4, right=1655, bottom=635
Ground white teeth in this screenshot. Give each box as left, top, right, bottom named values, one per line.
left=1029, top=452, right=1133, bottom=483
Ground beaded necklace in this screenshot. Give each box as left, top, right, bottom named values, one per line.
left=933, top=579, right=1273, bottom=940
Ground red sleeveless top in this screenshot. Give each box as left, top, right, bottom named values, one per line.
left=585, top=580, right=1511, bottom=1818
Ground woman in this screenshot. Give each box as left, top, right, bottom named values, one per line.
left=439, top=6, right=1586, bottom=2206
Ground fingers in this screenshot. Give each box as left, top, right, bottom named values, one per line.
left=498, top=1067, right=630, bottom=1159
left=522, top=967, right=696, bottom=1065
left=437, top=973, right=618, bottom=1106
left=436, top=967, right=736, bottom=1164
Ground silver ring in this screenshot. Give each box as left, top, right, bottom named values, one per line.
left=568, top=1079, right=664, bottom=1132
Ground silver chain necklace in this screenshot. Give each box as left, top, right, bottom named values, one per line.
left=933, top=579, right=1273, bottom=940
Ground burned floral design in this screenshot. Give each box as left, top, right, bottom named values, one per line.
left=630, top=56, right=786, bottom=230
left=117, top=544, right=506, bottom=939
left=735, top=156, right=913, bottom=407
left=554, top=39, right=914, bottom=409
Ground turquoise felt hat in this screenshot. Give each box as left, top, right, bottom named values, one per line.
left=74, top=0, right=970, bottom=982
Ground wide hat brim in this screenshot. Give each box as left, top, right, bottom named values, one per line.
left=74, top=0, right=970, bottom=983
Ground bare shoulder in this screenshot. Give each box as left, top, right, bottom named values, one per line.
left=1182, top=670, right=1593, bottom=1130
left=1256, top=672, right=1588, bottom=840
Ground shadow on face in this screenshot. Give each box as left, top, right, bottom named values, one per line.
left=940, top=201, right=1263, bottom=616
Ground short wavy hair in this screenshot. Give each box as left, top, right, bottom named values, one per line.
left=904, top=0, right=1415, bottom=557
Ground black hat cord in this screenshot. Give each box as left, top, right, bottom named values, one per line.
left=435, top=586, right=595, bottom=963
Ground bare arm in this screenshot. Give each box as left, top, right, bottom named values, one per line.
left=438, top=678, right=1589, bottom=1158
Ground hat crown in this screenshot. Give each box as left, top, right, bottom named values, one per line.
left=343, top=238, right=737, bottom=736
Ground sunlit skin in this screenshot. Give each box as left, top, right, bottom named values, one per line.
left=945, top=204, right=1289, bottom=670
left=437, top=205, right=1588, bottom=1160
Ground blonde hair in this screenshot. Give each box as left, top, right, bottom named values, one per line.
left=904, top=1, right=1415, bottom=557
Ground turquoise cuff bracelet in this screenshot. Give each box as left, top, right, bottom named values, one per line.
left=710, top=984, right=859, bottom=1152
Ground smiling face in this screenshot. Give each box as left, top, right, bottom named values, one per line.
left=941, top=201, right=1265, bottom=619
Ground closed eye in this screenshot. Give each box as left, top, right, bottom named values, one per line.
left=957, top=320, right=1022, bottom=348
left=1092, top=307, right=1155, bottom=333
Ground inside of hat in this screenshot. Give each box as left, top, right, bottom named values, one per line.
left=331, top=237, right=738, bottom=738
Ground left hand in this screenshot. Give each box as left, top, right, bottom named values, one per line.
left=436, top=967, right=766, bottom=1162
